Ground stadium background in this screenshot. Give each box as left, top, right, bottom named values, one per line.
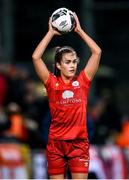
left=0, top=0, right=129, bottom=178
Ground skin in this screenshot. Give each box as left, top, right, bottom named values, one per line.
left=32, top=13, right=102, bottom=179
left=49, top=173, right=88, bottom=179
left=57, top=52, right=78, bottom=83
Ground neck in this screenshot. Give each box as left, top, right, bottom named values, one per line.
left=61, top=74, right=73, bottom=84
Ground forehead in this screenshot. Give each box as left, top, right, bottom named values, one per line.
left=62, top=52, right=77, bottom=60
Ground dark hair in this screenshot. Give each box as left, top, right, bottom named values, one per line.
left=54, top=46, right=77, bottom=76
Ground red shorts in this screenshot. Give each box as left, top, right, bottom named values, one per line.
left=46, top=139, right=90, bottom=175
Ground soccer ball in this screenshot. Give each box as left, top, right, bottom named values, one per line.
left=51, top=7, right=75, bottom=33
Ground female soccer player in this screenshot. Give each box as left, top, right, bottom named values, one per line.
left=32, top=13, right=101, bottom=179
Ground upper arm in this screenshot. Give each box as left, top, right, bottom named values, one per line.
left=32, top=57, right=50, bottom=84
left=84, top=52, right=101, bottom=81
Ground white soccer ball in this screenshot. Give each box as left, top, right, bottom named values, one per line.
left=51, top=7, right=75, bottom=33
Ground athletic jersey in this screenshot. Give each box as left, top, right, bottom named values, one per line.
left=45, top=70, right=91, bottom=140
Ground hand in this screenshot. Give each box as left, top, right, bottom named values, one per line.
left=73, top=13, right=82, bottom=33
left=48, top=17, right=61, bottom=36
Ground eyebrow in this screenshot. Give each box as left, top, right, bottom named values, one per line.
left=63, top=58, right=78, bottom=61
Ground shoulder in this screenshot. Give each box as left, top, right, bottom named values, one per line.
left=45, top=72, right=57, bottom=87
left=75, top=70, right=91, bottom=88
left=78, top=70, right=91, bottom=82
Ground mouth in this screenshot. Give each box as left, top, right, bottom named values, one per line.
left=69, top=70, right=75, bottom=73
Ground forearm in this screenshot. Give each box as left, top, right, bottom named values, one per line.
left=77, top=29, right=101, bottom=55
left=77, top=29, right=101, bottom=80
left=32, top=31, right=54, bottom=60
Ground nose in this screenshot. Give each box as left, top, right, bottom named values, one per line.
left=70, top=62, right=75, bottom=67
left=71, top=63, right=77, bottom=70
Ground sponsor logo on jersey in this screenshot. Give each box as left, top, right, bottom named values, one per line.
left=62, top=90, right=74, bottom=99
left=55, top=90, right=81, bottom=106
left=72, top=81, right=79, bottom=87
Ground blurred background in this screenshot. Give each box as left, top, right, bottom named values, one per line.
left=0, top=0, right=129, bottom=179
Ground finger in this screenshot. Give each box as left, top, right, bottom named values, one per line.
left=73, top=12, right=78, bottom=18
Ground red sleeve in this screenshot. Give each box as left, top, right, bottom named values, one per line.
left=45, top=72, right=52, bottom=86
left=44, top=72, right=57, bottom=93
left=79, top=70, right=91, bottom=88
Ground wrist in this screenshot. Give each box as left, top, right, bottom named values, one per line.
left=48, top=30, right=55, bottom=37
left=76, top=28, right=84, bottom=34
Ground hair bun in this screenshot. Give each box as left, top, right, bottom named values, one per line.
left=55, top=46, right=61, bottom=54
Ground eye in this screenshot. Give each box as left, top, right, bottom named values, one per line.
left=73, top=60, right=77, bottom=63
left=64, top=61, right=71, bottom=64
left=73, top=59, right=79, bottom=64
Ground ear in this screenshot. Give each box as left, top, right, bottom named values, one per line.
left=56, top=62, right=61, bottom=70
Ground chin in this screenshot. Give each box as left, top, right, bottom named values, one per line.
left=68, top=73, right=75, bottom=78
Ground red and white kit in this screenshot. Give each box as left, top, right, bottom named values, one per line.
left=45, top=70, right=91, bottom=175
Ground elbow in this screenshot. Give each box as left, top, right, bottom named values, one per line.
left=94, top=48, right=102, bottom=59
left=32, top=53, right=37, bottom=61
left=97, top=48, right=102, bottom=56
left=92, top=47, right=102, bottom=57
left=99, top=48, right=102, bottom=55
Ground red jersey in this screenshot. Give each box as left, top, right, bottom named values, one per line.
left=45, top=70, right=91, bottom=140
